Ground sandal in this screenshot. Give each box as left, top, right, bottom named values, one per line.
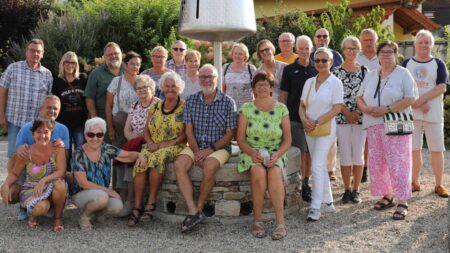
left=374, top=196, right=395, bottom=211
left=180, top=212, right=204, bottom=233
left=53, top=217, right=64, bottom=232
left=140, top=203, right=156, bottom=223
left=127, top=208, right=142, bottom=227
left=27, top=217, right=39, bottom=229
left=392, top=204, right=408, bottom=220
left=251, top=221, right=266, bottom=238
left=272, top=224, right=287, bottom=240
left=79, top=214, right=93, bottom=231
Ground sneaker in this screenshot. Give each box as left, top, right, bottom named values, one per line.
left=361, top=167, right=368, bottom=183
left=307, top=208, right=321, bottom=221
left=328, top=171, right=337, bottom=181
left=341, top=190, right=352, bottom=204
left=18, top=207, right=28, bottom=221
left=435, top=185, right=449, bottom=198
left=301, top=184, right=312, bottom=202
left=351, top=191, right=362, bottom=204
left=320, top=202, right=336, bottom=213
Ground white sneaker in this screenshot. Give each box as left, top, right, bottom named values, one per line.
left=321, top=202, right=336, bottom=213
left=117, top=201, right=133, bottom=217
left=307, top=208, right=321, bottom=221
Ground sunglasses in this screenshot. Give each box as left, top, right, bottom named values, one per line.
left=135, top=86, right=150, bottom=91
left=259, top=48, right=271, bottom=54
left=316, top=35, right=328, bottom=39
left=314, top=58, right=329, bottom=64
left=86, top=132, right=104, bottom=138
left=173, top=48, right=186, bottom=52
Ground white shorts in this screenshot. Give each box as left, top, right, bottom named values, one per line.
left=412, top=120, right=445, bottom=152
left=336, top=124, right=366, bottom=166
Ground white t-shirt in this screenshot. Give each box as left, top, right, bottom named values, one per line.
left=402, top=57, right=449, bottom=123
left=357, top=53, right=379, bottom=71
left=107, top=76, right=139, bottom=115
left=357, top=66, right=417, bottom=129
left=301, top=74, right=344, bottom=130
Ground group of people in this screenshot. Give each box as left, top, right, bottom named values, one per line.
left=0, top=26, right=447, bottom=239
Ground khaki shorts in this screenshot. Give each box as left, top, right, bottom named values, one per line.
left=179, top=146, right=230, bottom=167
left=412, top=120, right=445, bottom=152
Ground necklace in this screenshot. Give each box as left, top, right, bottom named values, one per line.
left=162, top=97, right=180, bottom=115
left=141, top=96, right=154, bottom=108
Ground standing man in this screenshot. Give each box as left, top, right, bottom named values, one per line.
left=357, top=28, right=380, bottom=182
left=403, top=29, right=449, bottom=198
left=279, top=35, right=317, bottom=202
left=84, top=42, right=124, bottom=120
left=275, top=32, right=298, bottom=64
left=167, top=40, right=188, bottom=76
left=174, top=64, right=237, bottom=233
left=0, top=39, right=53, bottom=160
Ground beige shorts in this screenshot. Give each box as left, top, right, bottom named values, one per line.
left=412, top=120, right=445, bottom=152
left=179, top=146, right=230, bottom=167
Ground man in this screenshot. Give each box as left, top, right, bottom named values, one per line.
left=174, top=64, right=237, bottom=233
left=166, top=40, right=187, bottom=76
left=0, top=39, right=53, bottom=160
left=84, top=42, right=124, bottom=120
left=275, top=32, right=298, bottom=64
left=403, top=29, right=449, bottom=198
left=357, top=28, right=380, bottom=183
left=279, top=35, right=317, bottom=202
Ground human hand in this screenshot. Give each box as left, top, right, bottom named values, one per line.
left=0, top=114, right=7, bottom=129
left=194, top=148, right=213, bottom=166
left=303, top=119, right=316, bottom=132
left=419, top=103, right=430, bottom=113
left=147, top=142, right=159, bottom=152
left=345, top=111, right=360, bottom=124
left=250, top=150, right=263, bottom=163
left=267, top=151, right=280, bottom=168
left=135, top=153, right=147, bottom=168
left=108, top=127, right=116, bottom=143
left=107, top=189, right=121, bottom=199
left=412, top=97, right=426, bottom=108
left=158, top=140, right=174, bottom=149
left=369, top=106, right=387, bottom=118
left=1, top=184, right=11, bottom=207
left=52, top=139, right=65, bottom=149
left=33, top=179, right=46, bottom=197
left=16, top=144, right=30, bottom=160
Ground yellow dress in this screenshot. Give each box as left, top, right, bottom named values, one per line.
left=133, top=100, right=185, bottom=175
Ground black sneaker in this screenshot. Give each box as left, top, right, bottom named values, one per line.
left=301, top=184, right=312, bottom=202
left=342, top=190, right=352, bottom=204
left=361, top=167, right=368, bottom=183
left=351, top=191, right=362, bottom=204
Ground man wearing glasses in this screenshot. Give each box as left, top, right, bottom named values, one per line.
left=166, top=40, right=188, bottom=76
left=275, top=32, right=298, bottom=64
left=311, top=28, right=343, bottom=69
left=174, top=64, right=237, bottom=233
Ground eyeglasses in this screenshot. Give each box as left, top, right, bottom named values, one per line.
left=314, top=58, right=329, bottom=64
left=86, top=132, right=104, bottom=138
left=259, top=48, right=271, bottom=54
left=105, top=52, right=121, bottom=57
left=316, top=35, right=328, bottom=39
left=135, top=86, right=150, bottom=91
left=199, top=75, right=217, bottom=80
left=255, top=82, right=271, bottom=88
left=64, top=61, right=77, bottom=65
left=279, top=40, right=292, bottom=44
left=345, top=47, right=359, bottom=52
left=380, top=50, right=395, bottom=55
left=173, top=48, right=186, bottom=52
left=152, top=55, right=165, bottom=59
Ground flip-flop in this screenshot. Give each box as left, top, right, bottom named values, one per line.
left=53, top=217, right=64, bottom=232
left=79, top=215, right=93, bottom=231
left=180, top=212, right=204, bottom=233
left=393, top=204, right=408, bottom=220
left=272, top=224, right=287, bottom=240
left=251, top=221, right=266, bottom=238
left=27, top=218, right=39, bottom=229
left=374, top=196, right=395, bottom=211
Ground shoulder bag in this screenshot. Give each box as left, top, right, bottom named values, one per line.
left=305, top=77, right=331, bottom=137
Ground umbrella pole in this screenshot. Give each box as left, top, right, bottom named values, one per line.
left=213, top=41, right=223, bottom=90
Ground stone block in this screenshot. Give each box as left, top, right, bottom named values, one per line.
left=223, top=192, right=246, bottom=200
left=212, top=187, right=230, bottom=192
left=264, top=191, right=271, bottom=199
left=215, top=181, right=235, bottom=187
left=158, top=190, right=176, bottom=199
left=206, top=192, right=223, bottom=201
left=175, top=198, right=188, bottom=215
left=262, top=199, right=274, bottom=213
left=215, top=200, right=240, bottom=217
left=161, top=184, right=179, bottom=191
left=239, top=185, right=251, bottom=192
left=215, top=166, right=250, bottom=182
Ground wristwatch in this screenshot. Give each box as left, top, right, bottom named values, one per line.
left=314, top=120, right=319, bottom=126
left=387, top=105, right=392, bottom=113
left=210, top=143, right=217, bottom=151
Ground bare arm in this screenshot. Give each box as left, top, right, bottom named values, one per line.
left=316, top=104, right=342, bottom=125
left=299, top=101, right=315, bottom=132
left=0, top=155, right=26, bottom=206
left=0, top=86, right=8, bottom=128
left=85, top=98, right=97, bottom=118
left=412, top=83, right=446, bottom=108
left=278, top=90, right=288, bottom=105
left=123, top=113, right=135, bottom=140
left=185, top=123, right=200, bottom=153
left=105, top=91, right=115, bottom=142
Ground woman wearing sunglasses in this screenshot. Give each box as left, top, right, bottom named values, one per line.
left=70, top=117, right=145, bottom=230
left=299, top=47, right=343, bottom=221
left=255, top=39, right=287, bottom=100
left=166, top=40, right=187, bottom=76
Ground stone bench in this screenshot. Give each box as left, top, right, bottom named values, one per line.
left=155, top=146, right=301, bottom=222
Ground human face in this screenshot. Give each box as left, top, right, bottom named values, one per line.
left=253, top=80, right=272, bottom=98
left=151, top=50, right=167, bottom=68
left=39, top=99, right=60, bottom=121
left=314, top=30, right=330, bottom=48
left=104, top=45, right=122, bottom=68
left=186, top=56, right=200, bottom=72
left=415, top=35, right=433, bottom=59
left=135, top=82, right=152, bottom=100
left=343, top=42, right=360, bottom=61
left=162, top=78, right=180, bottom=99
left=85, top=126, right=104, bottom=148
left=33, top=125, right=52, bottom=145
left=171, top=42, right=187, bottom=62
left=232, top=47, right=247, bottom=64
left=279, top=35, right=294, bottom=53
left=63, top=55, right=77, bottom=77
left=258, top=43, right=273, bottom=61
left=296, top=40, right=312, bottom=61
left=199, top=67, right=218, bottom=95
left=125, top=57, right=141, bottom=76
left=360, top=32, right=377, bottom=54
left=314, top=52, right=332, bottom=74
left=26, top=43, right=44, bottom=66
left=378, top=45, right=397, bottom=67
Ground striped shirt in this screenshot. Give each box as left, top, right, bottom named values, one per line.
left=184, top=90, right=237, bottom=153
left=0, top=61, right=53, bottom=126
left=166, top=59, right=187, bottom=77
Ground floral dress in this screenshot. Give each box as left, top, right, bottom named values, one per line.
left=237, top=102, right=289, bottom=173
left=133, top=99, right=186, bottom=175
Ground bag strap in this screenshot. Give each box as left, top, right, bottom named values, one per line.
left=65, top=78, right=88, bottom=116
left=374, top=72, right=381, bottom=107
left=361, top=65, right=366, bottom=80
left=247, top=64, right=253, bottom=82
left=116, top=76, right=123, bottom=113
left=305, top=77, right=316, bottom=109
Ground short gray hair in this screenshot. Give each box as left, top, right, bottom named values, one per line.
left=40, top=95, right=61, bottom=108
left=135, top=75, right=156, bottom=95
left=360, top=28, right=378, bottom=41
left=415, top=29, right=435, bottom=47
left=296, top=35, right=313, bottom=50
left=314, top=47, right=333, bottom=60
left=152, top=46, right=168, bottom=59
left=341, top=36, right=361, bottom=51
left=84, top=117, right=107, bottom=134
left=158, top=72, right=185, bottom=95
left=279, top=32, right=295, bottom=43
left=199, top=64, right=218, bottom=77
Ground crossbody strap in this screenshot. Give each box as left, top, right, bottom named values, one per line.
left=305, top=77, right=316, bottom=109
left=116, top=76, right=123, bottom=113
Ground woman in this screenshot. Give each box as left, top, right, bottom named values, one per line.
left=237, top=71, right=291, bottom=240
left=180, top=49, right=202, bottom=99
left=141, top=46, right=174, bottom=98
left=71, top=117, right=145, bottom=230
left=1, top=119, right=67, bottom=232
left=255, top=39, right=287, bottom=99
left=166, top=40, right=187, bottom=76
left=332, top=36, right=368, bottom=204
left=356, top=41, right=416, bottom=220
left=127, top=72, right=186, bottom=226
left=222, top=43, right=257, bottom=110
left=52, top=51, right=87, bottom=153
left=299, top=47, right=343, bottom=221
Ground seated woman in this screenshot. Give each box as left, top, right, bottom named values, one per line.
left=1, top=118, right=67, bottom=232
left=236, top=71, right=291, bottom=240
left=71, top=117, right=145, bottom=230
left=128, top=72, right=186, bottom=226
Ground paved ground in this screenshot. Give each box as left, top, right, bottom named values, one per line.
left=0, top=140, right=448, bottom=252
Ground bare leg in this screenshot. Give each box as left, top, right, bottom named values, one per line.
left=412, top=150, right=422, bottom=185
left=250, top=166, right=267, bottom=222
left=174, top=155, right=196, bottom=214
left=430, top=151, right=444, bottom=187
left=340, top=166, right=352, bottom=191
left=267, top=167, right=285, bottom=225
left=147, top=168, right=164, bottom=204
left=133, top=172, right=147, bottom=209
left=301, top=151, right=311, bottom=178
left=196, top=158, right=219, bottom=212
left=51, top=179, right=68, bottom=218
left=352, top=165, right=363, bottom=191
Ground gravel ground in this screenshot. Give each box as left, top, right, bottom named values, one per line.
left=0, top=139, right=448, bottom=253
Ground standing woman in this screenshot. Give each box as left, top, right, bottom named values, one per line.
left=356, top=41, right=416, bottom=220
left=332, top=36, right=368, bottom=204
left=299, top=47, right=343, bottom=221
left=181, top=49, right=202, bottom=99
left=142, top=46, right=173, bottom=98
left=166, top=40, right=187, bottom=76
left=222, top=43, right=257, bottom=110
left=255, top=39, right=287, bottom=99
left=52, top=51, right=87, bottom=153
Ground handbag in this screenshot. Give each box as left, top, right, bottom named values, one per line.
left=374, top=72, right=414, bottom=135
left=305, top=77, right=331, bottom=137
left=112, top=76, right=129, bottom=146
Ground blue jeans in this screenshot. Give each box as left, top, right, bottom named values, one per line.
left=7, top=122, right=21, bottom=158
left=70, top=125, right=85, bottom=150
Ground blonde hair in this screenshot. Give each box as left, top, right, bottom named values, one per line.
left=58, top=51, right=80, bottom=79
left=256, top=39, right=276, bottom=59
left=231, top=43, right=250, bottom=61
left=341, top=36, right=361, bottom=51
left=185, top=49, right=202, bottom=62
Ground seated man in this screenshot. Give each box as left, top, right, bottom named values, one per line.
left=174, top=64, right=237, bottom=233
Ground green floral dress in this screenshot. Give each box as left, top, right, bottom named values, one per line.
left=133, top=100, right=186, bottom=175
left=238, top=102, right=289, bottom=173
